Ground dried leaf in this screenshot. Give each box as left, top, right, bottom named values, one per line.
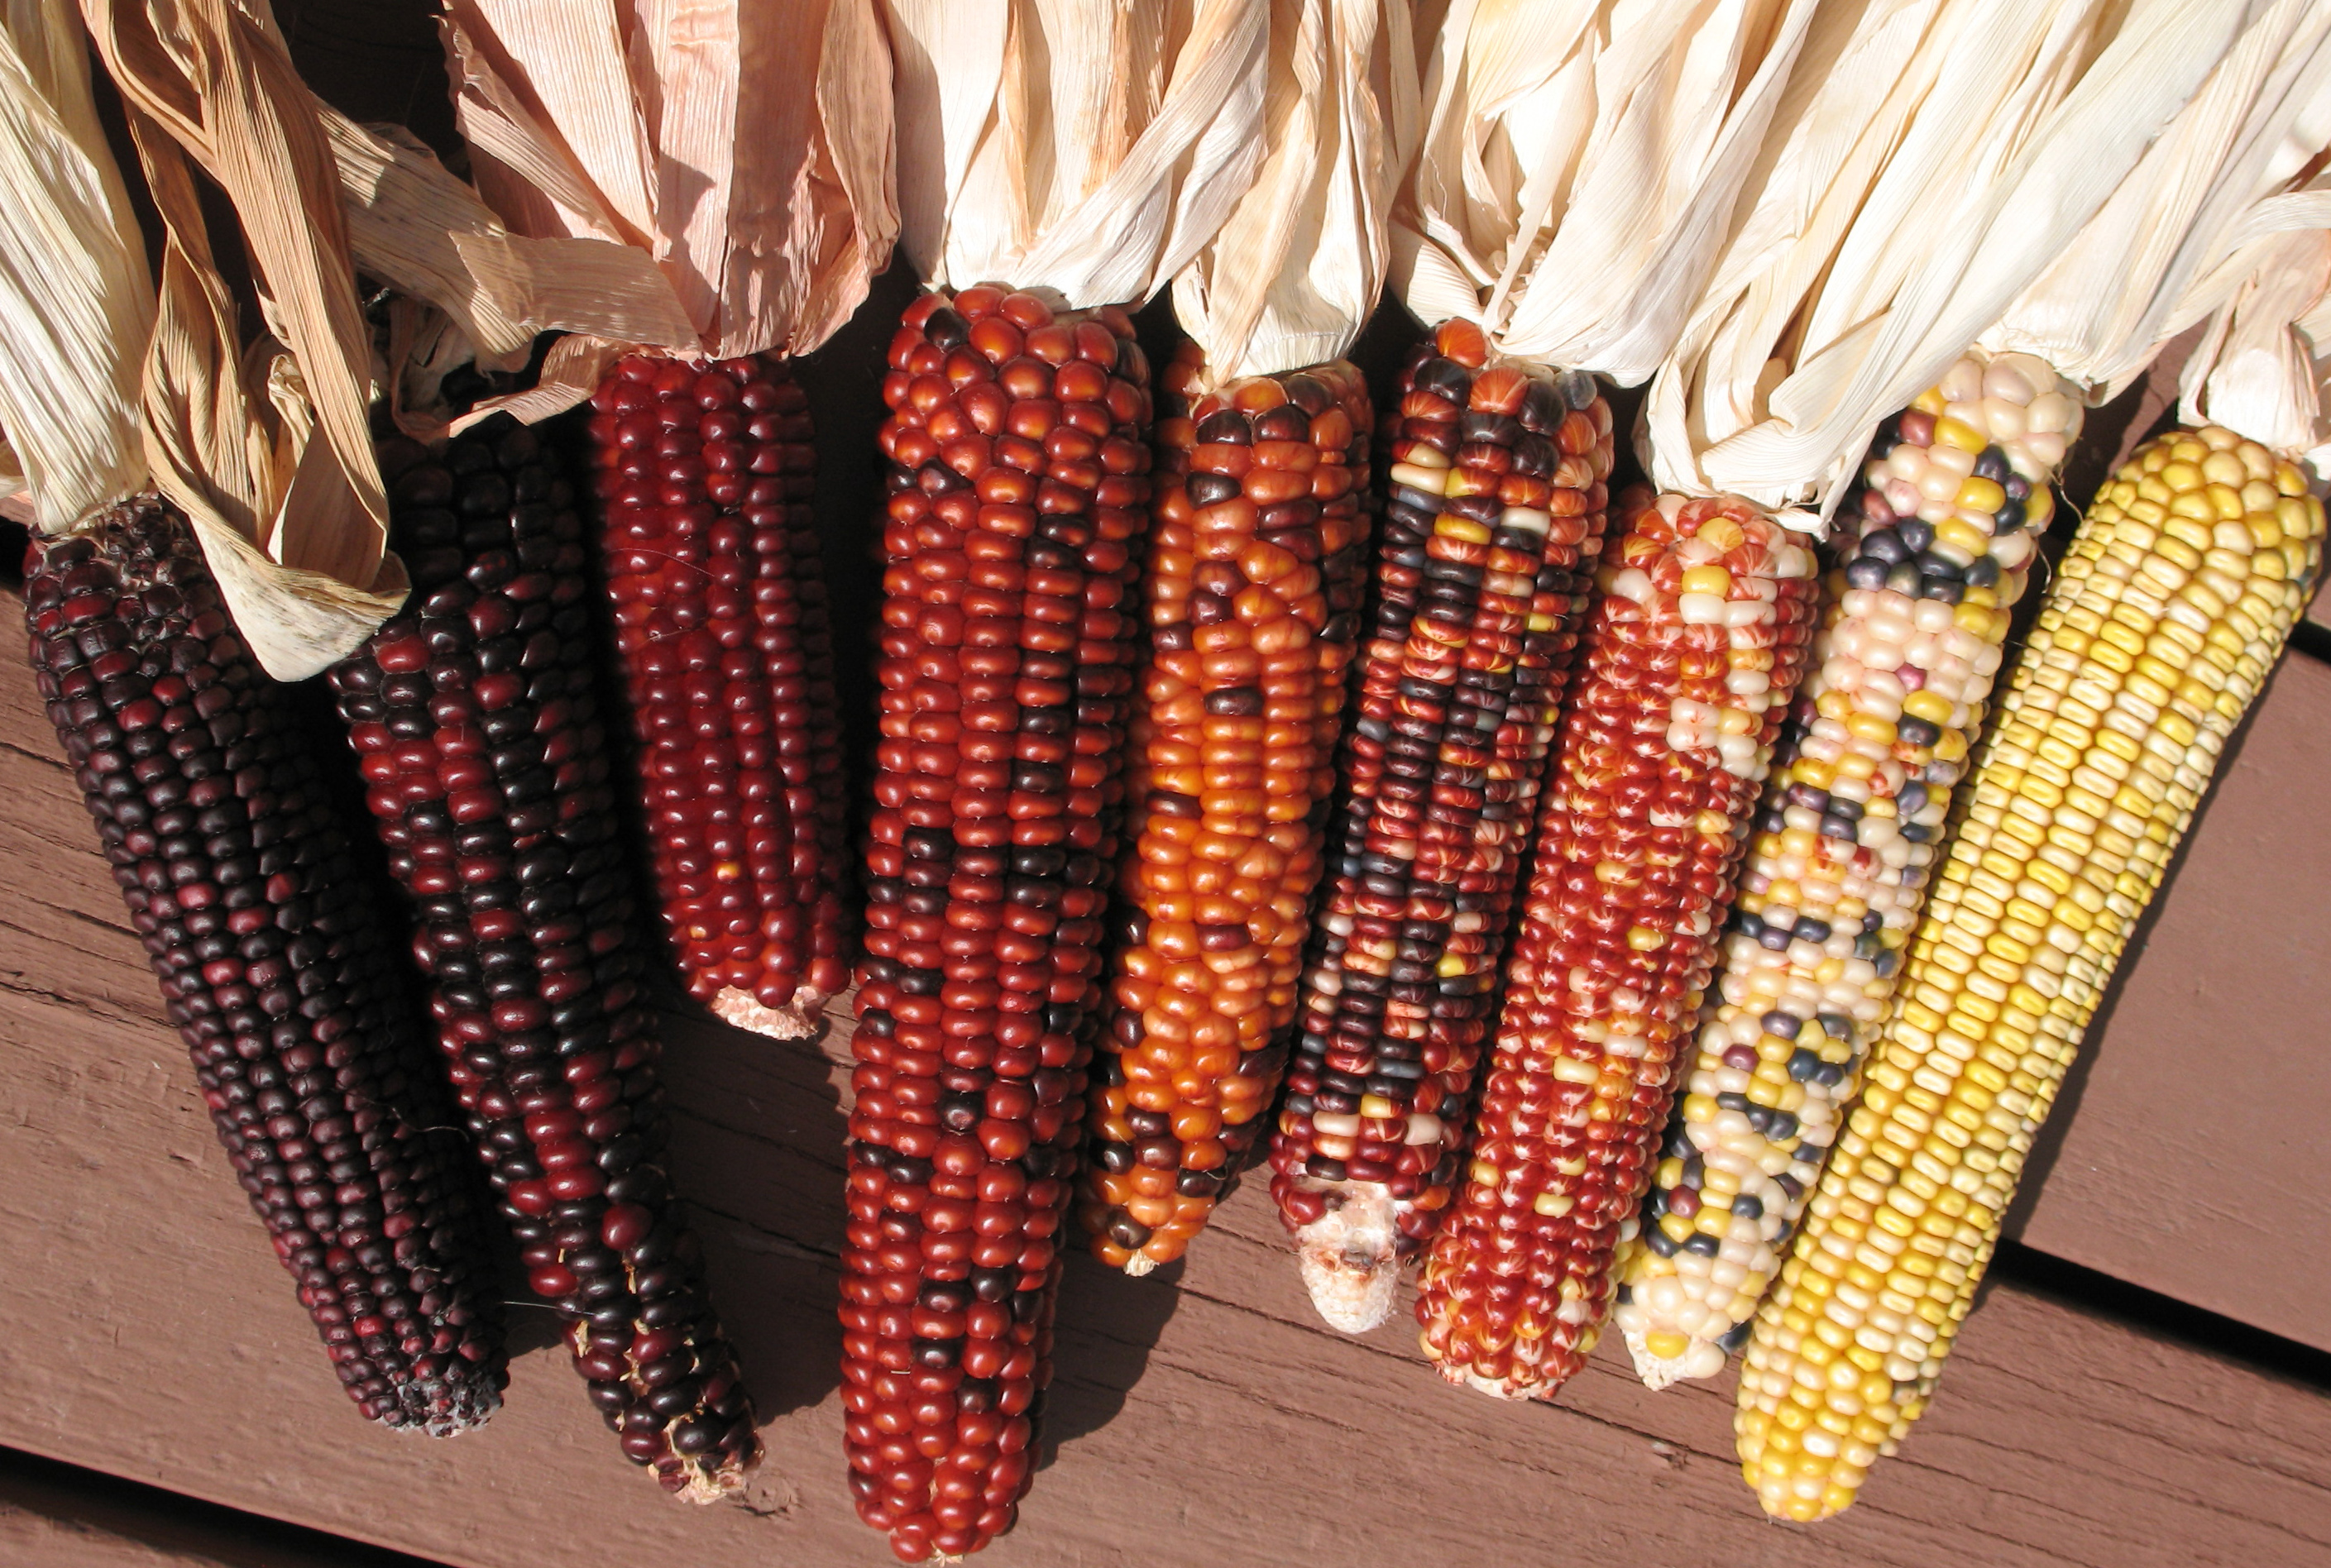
left=2178, top=176, right=2331, bottom=470
left=1171, top=0, right=1418, bottom=382
left=443, top=0, right=898, bottom=360
left=883, top=0, right=1269, bottom=308
left=0, top=0, right=153, bottom=533
left=1395, top=0, right=1821, bottom=383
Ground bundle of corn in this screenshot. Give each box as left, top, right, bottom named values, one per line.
left=1270, top=0, right=1820, bottom=1334
left=1413, top=491, right=1819, bottom=1396
left=1084, top=341, right=1373, bottom=1272
left=1614, top=353, right=2079, bottom=1385
left=330, top=418, right=759, bottom=1496
left=15, top=0, right=507, bottom=1426
left=1080, top=0, right=1419, bottom=1279
left=1621, top=0, right=2331, bottom=1393
left=440, top=0, right=899, bottom=1038
left=845, top=8, right=1267, bottom=1558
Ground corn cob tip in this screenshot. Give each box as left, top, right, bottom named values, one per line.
left=709, top=985, right=828, bottom=1040
left=1621, top=1324, right=1721, bottom=1392
left=667, top=1442, right=761, bottom=1505
left=1122, top=1252, right=1160, bottom=1279
left=1291, top=1188, right=1401, bottom=1333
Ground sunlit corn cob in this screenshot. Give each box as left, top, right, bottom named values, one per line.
left=843, top=287, right=1152, bottom=1565
left=1415, top=491, right=1818, bottom=1398
left=24, top=502, right=508, bottom=1433
left=1615, top=352, right=2084, bottom=1387
left=587, top=354, right=850, bottom=1038
left=332, top=421, right=757, bottom=1499
left=1270, top=320, right=1613, bottom=1333
left=1735, top=424, right=2323, bottom=1520
left=1080, top=342, right=1373, bottom=1274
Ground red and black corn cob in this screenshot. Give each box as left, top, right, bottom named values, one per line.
left=1415, top=489, right=1819, bottom=1398
left=328, top=420, right=758, bottom=1499
left=842, top=287, right=1152, bottom=1564
left=1080, top=342, right=1374, bottom=1274
left=1269, top=321, right=1615, bottom=1331
left=587, top=354, right=850, bottom=1037
left=23, top=501, right=506, bottom=1433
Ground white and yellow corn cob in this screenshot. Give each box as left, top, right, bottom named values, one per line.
left=1733, top=424, right=2324, bottom=1521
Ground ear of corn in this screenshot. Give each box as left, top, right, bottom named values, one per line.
left=844, top=287, right=1151, bottom=1565
left=1614, top=352, right=2083, bottom=1387
left=586, top=353, right=850, bottom=1038
left=1079, top=342, right=1374, bottom=1275
left=330, top=420, right=759, bottom=1500
left=1735, top=424, right=2323, bottom=1521
left=24, top=501, right=508, bottom=1433
left=1267, top=320, right=1614, bottom=1333
left=1415, top=490, right=1819, bottom=1398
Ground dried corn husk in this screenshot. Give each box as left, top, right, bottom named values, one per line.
left=2180, top=180, right=2331, bottom=475
left=439, top=0, right=897, bottom=399
left=883, top=0, right=1268, bottom=308
left=1645, top=0, right=2257, bottom=512
left=1170, top=0, right=1418, bottom=383
left=1395, top=0, right=1819, bottom=385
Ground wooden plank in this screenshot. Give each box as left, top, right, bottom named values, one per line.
left=2008, top=650, right=2331, bottom=1350
left=2, top=591, right=2328, bottom=1567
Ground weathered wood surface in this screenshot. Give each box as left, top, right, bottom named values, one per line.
left=2008, top=651, right=2331, bottom=1350
left=3, top=591, right=2329, bottom=1568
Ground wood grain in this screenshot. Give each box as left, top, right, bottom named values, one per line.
left=2008, top=651, right=2331, bottom=1350
left=3, top=587, right=2329, bottom=1567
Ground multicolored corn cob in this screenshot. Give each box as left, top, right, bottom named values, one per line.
left=1415, top=490, right=1818, bottom=1398
left=587, top=354, right=850, bottom=1037
left=332, top=421, right=757, bottom=1499
left=1615, top=352, right=2084, bottom=1386
left=24, top=502, right=508, bottom=1433
left=841, top=287, right=1151, bottom=1564
left=1268, top=321, right=1614, bottom=1332
left=1735, top=424, right=2323, bottom=1521
left=1079, top=342, right=1373, bottom=1275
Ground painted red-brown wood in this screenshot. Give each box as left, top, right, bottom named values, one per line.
left=2, top=589, right=2329, bottom=1567
left=2008, top=650, right=2331, bottom=1350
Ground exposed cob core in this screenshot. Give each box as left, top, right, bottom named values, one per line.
left=843, top=287, right=1151, bottom=1564
left=586, top=354, right=850, bottom=1038
left=1269, top=320, right=1614, bottom=1333
left=1615, top=352, right=2083, bottom=1387
left=1080, top=342, right=1373, bottom=1274
left=331, top=421, right=758, bottom=1499
left=1415, top=490, right=1817, bottom=1398
left=1735, top=425, right=2323, bottom=1521
left=24, top=502, right=507, bottom=1432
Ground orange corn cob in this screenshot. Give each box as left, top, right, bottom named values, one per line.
left=1081, top=342, right=1372, bottom=1274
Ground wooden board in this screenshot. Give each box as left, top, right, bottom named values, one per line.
left=2, top=588, right=2329, bottom=1568
left=2008, top=650, right=2331, bottom=1350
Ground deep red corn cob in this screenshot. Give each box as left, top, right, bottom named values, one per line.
left=587, top=354, right=850, bottom=1037
left=1079, top=343, right=1374, bottom=1274
left=842, top=287, right=1152, bottom=1564
left=329, top=420, right=759, bottom=1498
left=1415, top=490, right=1818, bottom=1398
left=23, top=501, right=507, bottom=1433
left=1270, top=321, right=1615, bottom=1331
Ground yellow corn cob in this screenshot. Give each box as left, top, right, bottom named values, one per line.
left=1734, top=425, right=2325, bottom=1522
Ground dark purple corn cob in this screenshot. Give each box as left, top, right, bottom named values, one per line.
left=327, top=418, right=760, bottom=1499
left=22, top=500, right=506, bottom=1433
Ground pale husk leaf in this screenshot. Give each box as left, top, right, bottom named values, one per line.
left=884, top=0, right=1270, bottom=308
left=1393, top=0, right=1820, bottom=384
left=2178, top=184, right=2331, bottom=472
left=84, top=0, right=406, bottom=676
left=442, top=0, right=897, bottom=362
left=1644, top=0, right=2252, bottom=509
left=0, top=0, right=153, bottom=534
left=1170, top=0, right=1419, bottom=383
left=1984, top=0, right=2331, bottom=399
